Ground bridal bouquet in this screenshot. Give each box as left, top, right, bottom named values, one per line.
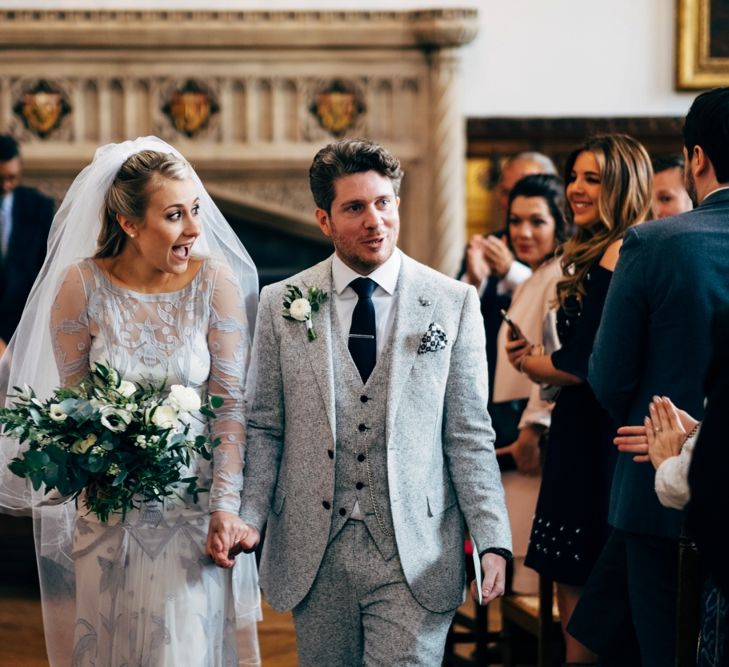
left=0, top=362, right=223, bottom=522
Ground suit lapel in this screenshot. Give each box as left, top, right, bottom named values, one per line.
left=386, top=256, right=437, bottom=444
left=299, top=257, right=337, bottom=440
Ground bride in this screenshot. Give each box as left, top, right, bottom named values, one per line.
left=0, top=137, right=261, bottom=666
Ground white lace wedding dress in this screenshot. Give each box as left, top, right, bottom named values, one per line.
left=49, top=257, right=260, bottom=667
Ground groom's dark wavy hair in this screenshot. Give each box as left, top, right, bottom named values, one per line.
left=683, top=86, right=729, bottom=183
left=309, top=138, right=403, bottom=213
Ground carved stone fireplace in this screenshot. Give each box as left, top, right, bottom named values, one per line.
left=0, top=8, right=478, bottom=277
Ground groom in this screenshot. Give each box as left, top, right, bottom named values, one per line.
left=237, top=138, right=511, bottom=665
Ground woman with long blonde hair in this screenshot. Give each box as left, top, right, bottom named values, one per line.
left=505, top=134, right=653, bottom=665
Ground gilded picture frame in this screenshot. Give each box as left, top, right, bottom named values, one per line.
left=677, top=0, right=729, bottom=89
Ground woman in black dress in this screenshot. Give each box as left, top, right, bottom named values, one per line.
left=505, top=134, right=653, bottom=664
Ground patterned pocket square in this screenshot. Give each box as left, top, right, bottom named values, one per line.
left=418, top=322, right=448, bottom=354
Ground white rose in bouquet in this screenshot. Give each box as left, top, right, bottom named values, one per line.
left=151, top=404, right=180, bottom=430
left=117, top=380, right=137, bottom=398
left=167, top=385, right=202, bottom=413
left=289, top=298, right=311, bottom=322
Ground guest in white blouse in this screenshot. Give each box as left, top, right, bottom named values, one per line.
left=491, top=174, right=571, bottom=593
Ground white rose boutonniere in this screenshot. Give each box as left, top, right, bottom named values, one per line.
left=282, top=284, right=328, bottom=341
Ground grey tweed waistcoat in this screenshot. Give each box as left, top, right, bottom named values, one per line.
left=328, top=305, right=397, bottom=560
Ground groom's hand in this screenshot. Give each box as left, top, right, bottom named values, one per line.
left=228, top=524, right=261, bottom=558
left=207, top=511, right=252, bottom=569
left=470, top=552, right=507, bottom=606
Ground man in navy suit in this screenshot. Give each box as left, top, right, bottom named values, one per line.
left=0, top=135, right=54, bottom=353
left=568, top=87, right=729, bottom=665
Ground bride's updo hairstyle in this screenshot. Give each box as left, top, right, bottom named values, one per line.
left=95, top=149, right=192, bottom=258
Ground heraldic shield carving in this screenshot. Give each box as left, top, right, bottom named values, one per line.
left=310, top=80, right=365, bottom=137
left=162, top=80, right=220, bottom=138
left=14, top=80, right=72, bottom=139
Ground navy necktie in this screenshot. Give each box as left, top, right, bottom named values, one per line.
left=348, top=277, right=377, bottom=383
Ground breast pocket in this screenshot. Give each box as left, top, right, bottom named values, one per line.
left=426, top=482, right=457, bottom=518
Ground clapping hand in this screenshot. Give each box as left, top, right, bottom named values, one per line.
left=644, top=396, right=689, bottom=470
left=481, top=235, right=514, bottom=278
left=464, top=235, right=491, bottom=287
left=614, top=396, right=698, bottom=466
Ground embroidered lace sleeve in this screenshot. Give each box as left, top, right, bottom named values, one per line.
left=50, top=263, right=91, bottom=388
left=207, top=262, right=250, bottom=515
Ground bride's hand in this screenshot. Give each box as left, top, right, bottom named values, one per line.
left=207, top=511, right=253, bottom=568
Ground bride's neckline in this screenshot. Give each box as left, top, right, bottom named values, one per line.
left=88, top=257, right=206, bottom=299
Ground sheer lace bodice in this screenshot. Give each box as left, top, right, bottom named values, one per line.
left=50, top=257, right=249, bottom=514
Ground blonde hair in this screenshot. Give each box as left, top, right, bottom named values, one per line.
left=556, top=134, right=653, bottom=311
left=95, top=150, right=192, bottom=258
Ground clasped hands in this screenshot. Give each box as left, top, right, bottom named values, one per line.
left=464, top=234, right=514, bottom=286
left=613, top=396, right=699, bottom=470
left=206, top=511, right=261, bottom=568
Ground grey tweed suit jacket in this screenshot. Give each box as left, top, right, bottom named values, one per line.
left=240, top=252, right=511, bottom=613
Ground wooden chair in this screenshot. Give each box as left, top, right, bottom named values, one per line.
left=500, top=575, right=563, bottom=667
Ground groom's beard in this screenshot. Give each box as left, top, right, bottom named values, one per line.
left=684, top=167, right=698, bottom=207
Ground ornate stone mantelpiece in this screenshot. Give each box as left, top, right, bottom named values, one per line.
left=0, top=8, right=477, bottom=273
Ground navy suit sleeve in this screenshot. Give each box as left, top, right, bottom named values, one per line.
left=687, top=306, right=729, bottom=597
left=588, top=229, right=650, bottom=424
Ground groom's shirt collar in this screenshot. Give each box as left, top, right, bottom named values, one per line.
left=332, top=249, right=401, bottom=296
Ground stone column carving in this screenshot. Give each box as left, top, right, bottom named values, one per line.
left=426, top=48, right=466, bottom=276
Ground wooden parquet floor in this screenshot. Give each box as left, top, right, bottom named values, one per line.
left=0, top=581, right=487, bottom=667
left=0, top=581, right=299, bottom=667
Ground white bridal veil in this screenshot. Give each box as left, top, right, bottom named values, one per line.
left=0, top=136, right=261, bottom=665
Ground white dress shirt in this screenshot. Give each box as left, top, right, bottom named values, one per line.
left=331, top=250, right=401, bottom=359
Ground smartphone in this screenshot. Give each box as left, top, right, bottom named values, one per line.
left=500, top=308, right=525, bottom=341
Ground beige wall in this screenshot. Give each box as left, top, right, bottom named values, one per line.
left=0, top=0, right=698, bottom=118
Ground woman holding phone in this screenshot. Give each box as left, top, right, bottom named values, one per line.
left=506, top=135, right=653, bottom=664
left=489, top=174, right=569, bottom=594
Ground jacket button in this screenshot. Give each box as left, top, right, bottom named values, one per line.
left=358, top=423, right=367, bottom=432
left=356, top=482, right=364, bottom=490
left=322, top=501, right=331, bottom=510
left=360, top=395, right=369, bottom=403
left=357, top=454, right=366, bottom=462
left=327, top=449, right=334, bottom=459
left=339, top=508, right=347, bottom=516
